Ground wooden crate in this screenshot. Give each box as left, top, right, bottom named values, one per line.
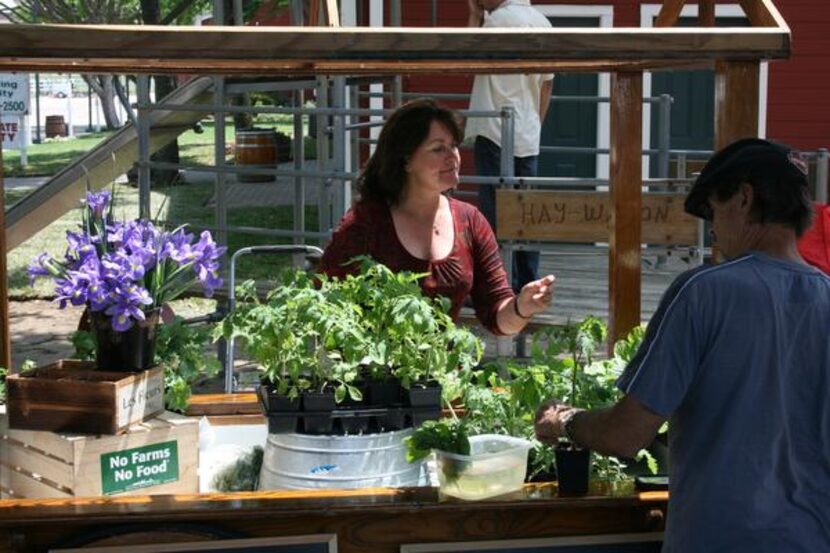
left=0, top=410, right=199, bottom=499
left=5, top=360, right=164, bottom=435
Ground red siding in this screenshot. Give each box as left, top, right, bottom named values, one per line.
left=766, top=1, right=830, bottom=150
left=400, top=1, right=828, bottom=152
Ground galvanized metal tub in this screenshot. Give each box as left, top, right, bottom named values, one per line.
left=258, top=429, right=425, bottom=490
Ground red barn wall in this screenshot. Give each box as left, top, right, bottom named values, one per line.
left=400, top=1, right=828, bottom=154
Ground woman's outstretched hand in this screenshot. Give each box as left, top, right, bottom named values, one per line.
left=516, top=274, right=555, bottom=318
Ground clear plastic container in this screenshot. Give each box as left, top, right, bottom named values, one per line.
left=434, top=434, right=531, bottom=500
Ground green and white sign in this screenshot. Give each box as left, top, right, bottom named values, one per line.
left=100, top=440, right=179, bottom=495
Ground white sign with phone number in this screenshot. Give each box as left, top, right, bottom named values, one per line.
left=0, top=73, right=29, bottom=115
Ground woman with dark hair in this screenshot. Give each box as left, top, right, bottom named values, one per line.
left=318, top=98, right=554, bottom=336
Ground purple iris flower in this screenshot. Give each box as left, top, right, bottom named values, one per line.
left=197, top=264, right=223, bottom=297
left=193, top=231, right=225, bottom=264
left=65, top=231, right=97, bottom=264
left=105, top=302, right=147, bottom=332
left=27, top=253, right=53, bottom=284
left=54, top=271, right=92, bottom=308
left=85, top=190, right=111, bottom=218
left=30, top=193, right=223, bottom=333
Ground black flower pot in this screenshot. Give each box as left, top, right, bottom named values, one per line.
left=257, top=384, right=300, bottom=413
left=91, top=309, right=159, bottom=372
left=267, top=413, right=300, bottom=434
left=259, top=385, right=301, bottom=433
left=409, top=408, right=442, bottom=428
left=555, top=444, right=591, bottom=495
left=302, top=390, right=337, bottom=435
left=406, top=382, right=442, bottom=408
left=367, top=378, right=403, bottom=407
left=338, top=414, right=371, bottom=435
left=377, top=408, right=407, bottom=432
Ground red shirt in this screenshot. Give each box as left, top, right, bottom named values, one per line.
left=319, top=197, right=514, bottom=334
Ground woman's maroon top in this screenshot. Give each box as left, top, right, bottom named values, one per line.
left=318, top=197, right=514, bottom=335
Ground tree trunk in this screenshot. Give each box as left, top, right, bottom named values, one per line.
left=99, top=77, right=122, bottom=129
left=84, top=75, right=122, bottom=130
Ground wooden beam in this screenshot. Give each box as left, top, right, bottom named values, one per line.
left=609, top=71, right=644, bottom=346
left=700, top=0, right=716, bottom=27
left=0, top=146, right=9, bottom=372
left=0, top=24, right=790, bottom=67
left=654, top=0, right=687, bottom=27
left=739, top=0, right=786, bottom=28
left=0, top=58, right=711, bottom=76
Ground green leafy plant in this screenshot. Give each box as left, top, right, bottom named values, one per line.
left=460, top=319, right=655, bottom=482
left=211, top=446, right=264, bottom=492
left=216, top=258, right=483, bottom=405
left=404, top=418, right=470, bottom=463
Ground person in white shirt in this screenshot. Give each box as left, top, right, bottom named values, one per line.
left=465, top=0, right=553, bottom=292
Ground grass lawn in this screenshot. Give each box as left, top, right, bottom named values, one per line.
left=3, top=114, right=305, bottom=176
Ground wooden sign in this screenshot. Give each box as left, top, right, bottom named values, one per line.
left=496, top=190, right=699, bottom=246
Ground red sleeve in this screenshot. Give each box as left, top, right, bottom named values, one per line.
left=467, top=207, right=515, bottom=335
left=318, top=203, right=374, bottom=280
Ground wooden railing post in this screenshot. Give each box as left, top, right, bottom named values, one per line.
left=609, top=71, right=644, bottom=347
left=0, top=145, right=11, bottom=372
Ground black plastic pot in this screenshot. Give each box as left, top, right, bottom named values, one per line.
left=92, top=309, right=159, bottom=372
left=377, top=408, right=407, bottom=432
left=367, top=378, right=403, bottom=407
left=258, top=385, right=301, bottom=433
left=409, top=408, right=442, bottom=428
left=257, top=385, right=300, bottom=413
left=267, top=413, right=300, bottom=434
left=555, top=444, right=591, bottom=495
left=338, top=414, right=371, bottom=435
left=406, top=382, right=442, bottom=408
left=302, top=390, right=337, bottom=435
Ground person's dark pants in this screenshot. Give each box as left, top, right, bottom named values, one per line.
left=474, top=135, right=540, bottom=293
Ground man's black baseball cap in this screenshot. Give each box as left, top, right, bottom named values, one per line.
left=684, top=138, right=809, bottom=220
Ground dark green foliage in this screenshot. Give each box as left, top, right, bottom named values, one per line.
left=211, top=446, right=264, bottom=492
left=404, top=419, right=470, bottom=463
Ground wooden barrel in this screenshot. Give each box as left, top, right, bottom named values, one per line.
left=235, top=128, right=277, bottom=183
left=45, top=115, right=67, bottom=138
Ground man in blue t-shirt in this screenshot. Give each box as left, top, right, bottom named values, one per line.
left=535, top=138, right=830, bottom=552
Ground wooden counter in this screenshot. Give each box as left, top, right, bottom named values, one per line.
left=0, top=482, right=667, bottom=552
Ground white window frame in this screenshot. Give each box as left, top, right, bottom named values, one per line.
left=534, top=5, right=614, bottom=179
left=640, top=4, right=769, bottom=177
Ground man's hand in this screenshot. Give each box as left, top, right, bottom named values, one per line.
left=534, top=399, right=578, bottom=445
left=468, top=0, right=484, bottom=27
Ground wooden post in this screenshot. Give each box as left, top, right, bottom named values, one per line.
left=609, top=71, right=643, bottom=347
left=715, top=60, right=760, bottom=149
left=699, top=0, right=716, bottom=26
left=0, top=145, right=11, bottom=372
left=712, top=60, right=760, bottom=262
